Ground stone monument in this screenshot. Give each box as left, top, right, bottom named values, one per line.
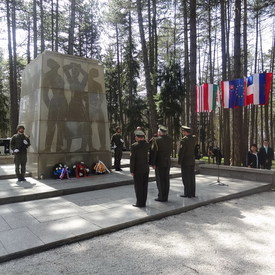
left=19, top=51, right=111, bottom=178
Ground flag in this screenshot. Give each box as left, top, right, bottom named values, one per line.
left=246, top=72, right=273, bottom=105
left=196, top=83, right=219, bottom=112
left=222, top=78, right=245, bottom=108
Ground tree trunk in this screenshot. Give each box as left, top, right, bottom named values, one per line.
left=136, top=0, right=158, bottom=134
left=270, top=35, right=275, bottom=148
left=33, top=0, right=38, bottom=58
left=183, top=0, right=189, bottom=125
left=27, top=16, right=31, bottom=63
left=40, top=0, right=45, bottom=52
left=55, top=0, right=59, bottom=52
left=242, top=0, right=248, bottom=166
left=68, top=0, right=76, bottom=55
left=7, top=0, right=19, bottom=134
left=232, top=0, right=243, bottom=166
left=115, top=23, right=123, bottom=128
left=189, top=0, right=197, bottom=133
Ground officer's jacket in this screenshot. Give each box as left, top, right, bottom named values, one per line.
left=150, top=135, right=173, bottom=167
left=178, top=135, right=196, bottom=166
left=10, top=133, right=30, bottom=154
left=130, top=140, right=150, bottom=174
left=111, top=133, right=124, bottom=148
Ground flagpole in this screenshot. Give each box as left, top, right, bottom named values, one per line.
left=209, top=87, right=228, bottom=186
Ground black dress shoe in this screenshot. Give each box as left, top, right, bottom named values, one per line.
left=180, top=195, right=192, bottom=198
left=155, top=198, right=167, bottom=202
left=132, top=204, right=145, bottom=208
left=115, top=168, right=123, bottom=171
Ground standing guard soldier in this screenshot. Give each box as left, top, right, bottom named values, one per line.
left=111, top=126, right=124, bottom=171
left=178, top=125, right=196, bottom=198
left=10, top=125, right=31, bottom=182
left=130, top=130, right=150, bottom=207
left=150, top=125, right=173, bottom=202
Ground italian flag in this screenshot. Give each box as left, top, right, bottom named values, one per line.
left=196, top=83, right=219, bottom=112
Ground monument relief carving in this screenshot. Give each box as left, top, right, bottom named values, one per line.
left=19, top=51, right=111, bottom=178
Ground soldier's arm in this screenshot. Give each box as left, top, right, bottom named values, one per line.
left=149, top=138, right=158, bottom=167
left=130, top=146, right=136, bottom=175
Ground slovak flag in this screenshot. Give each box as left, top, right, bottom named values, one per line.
left=221, top=78, right=245, bottom=108
left=246, top=72, right=273, bottom=105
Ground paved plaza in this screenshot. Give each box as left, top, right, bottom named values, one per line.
left=0, top=161, right=272, bottom=263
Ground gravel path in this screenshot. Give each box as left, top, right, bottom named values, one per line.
left=1, top=191, right=275, bottom=275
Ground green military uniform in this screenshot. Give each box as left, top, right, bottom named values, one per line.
left=10, top=131, right=30, bottom=181
left=111, top=132, right=124, bottom=171
left=150, top=134, right=173, bottom=202
left=130, top=138, right=150, bottom=207
left=178, top=133, right=196, bottom=197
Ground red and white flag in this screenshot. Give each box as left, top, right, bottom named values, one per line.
left=196, top=83, right=219, bottom=112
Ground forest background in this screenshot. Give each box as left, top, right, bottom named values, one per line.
left=0, top=0, right=274, bottom=167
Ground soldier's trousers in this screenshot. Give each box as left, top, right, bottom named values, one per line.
left=14, top=153, right=27, bottom=180
left=133, top=171, right=149, bottom=206
left=114, top=148, right=123, bottom=170
left=181, top=164, right=196, bottom=197
left=155, top=166, right=170, bottom=201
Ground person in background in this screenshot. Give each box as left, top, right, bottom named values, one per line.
left=247, top=144, right=260, bottom=168
left=130, top=130, right=150, bottom=208
left=150, top=125, right=173, bottom=202
left=10, top=125, right=31, bottom=182
left=111, top=126, right=124, bottom=171
left=178, top=125, right=196, bottom=198
left=258, top=139, right=274, bottom=170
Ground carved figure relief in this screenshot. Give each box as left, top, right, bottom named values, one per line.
left=43, top=58, right=67, bottom=152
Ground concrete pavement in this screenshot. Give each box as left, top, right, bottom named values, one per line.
left=0, top=161, right=272, bottom=263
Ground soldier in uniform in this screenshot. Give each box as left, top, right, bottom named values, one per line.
left=10, top=125, right=31, bottom=182
left=178, top=125, right=196, bottom=198
left=111, top=126, right=124, bottom=171
left=130, top=130, right=150, bottom=207
left=150, top=125, right=173, bottom=202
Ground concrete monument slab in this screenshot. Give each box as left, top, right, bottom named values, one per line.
left=20, top=51, right=111, bottom=178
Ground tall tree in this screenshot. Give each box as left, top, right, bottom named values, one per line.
left=7, top=0, right=19, bottom=134
left=232, top=0, right=243, bottom=166
left=68, top=0, right=76, bottom=55
left=221, top=0, right=230, bottom=165
left=136, top=0, right=158, bottom=134
left=33, top=0, right=38, bottom=57
left=189, top=0, right=197, bottom=132
left=40, top=0, right=45, bottom=52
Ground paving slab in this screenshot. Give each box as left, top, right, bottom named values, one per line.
left=0, top=166, right=181, bottom=205
left=0, top=171, right=271, bottom=263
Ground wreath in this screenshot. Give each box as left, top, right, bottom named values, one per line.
left=72, top=162, right=90, bottom=178
left=53, top=163, right=71, bottom=179
left=92, top=160, right=110, bottom=174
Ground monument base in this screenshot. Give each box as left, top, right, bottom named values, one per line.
left=27, top=151, right=112, bottom=179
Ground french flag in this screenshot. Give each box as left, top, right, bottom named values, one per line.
left=246, top=72, right=273, bottom=105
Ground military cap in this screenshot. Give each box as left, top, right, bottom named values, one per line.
left=16, top=125, right=25, bottom=131
left=158, top=125, right=167, bottom=132
left=181, top=125, right=191, bottom=131
left=134, top=130, right=145, bottom=137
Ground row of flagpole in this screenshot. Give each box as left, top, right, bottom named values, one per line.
left=196, top=72, right=273, bottom=113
